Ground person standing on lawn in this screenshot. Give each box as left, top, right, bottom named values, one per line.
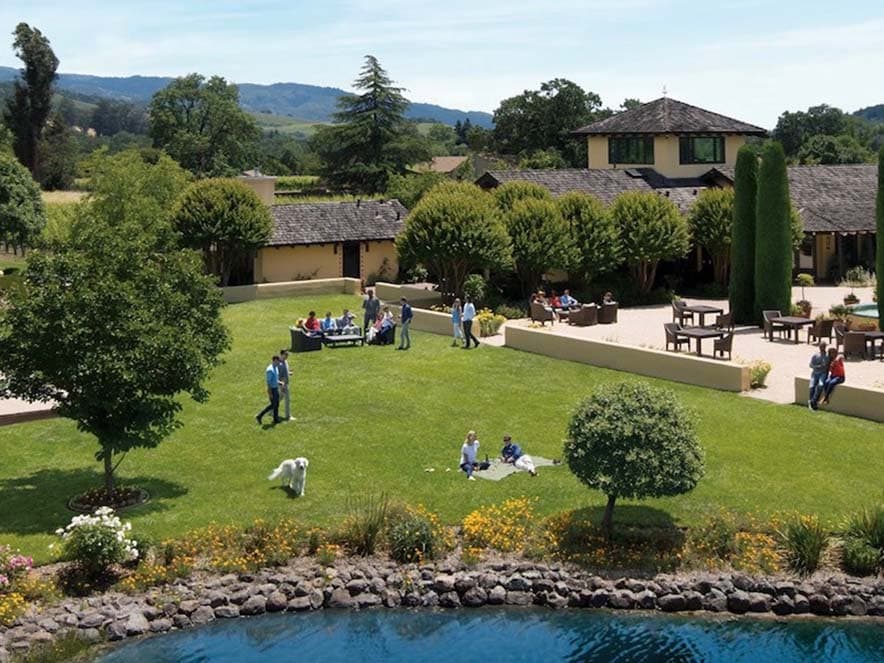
left=807, top=342, right=829, bottom=411
left=362, top=289, right=381, bottom=332
left=819, top=347, right=845, bottom=406
left=462, top=295, right=480, bottom=349
left=277, top=349, right=293, bottom=421
left=451, top=298, right=464, bottom=347
left=398, top=297, right=413, bottom=350
left=256, top=355, right=282, bottom=425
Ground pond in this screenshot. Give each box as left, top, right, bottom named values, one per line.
left=97, top=609, right=883, bottom=663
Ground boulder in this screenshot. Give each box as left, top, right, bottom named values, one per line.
left=207, top=592, right=228, bottom=608
left=214, top=605, right=240, bottom=619
left=792, top=594, right=810, bottom=614
left=383, top=589, right=402, bottom=608
left=727, top=590, right=750, bottom=614
left=747, top=593, right=771, bottom=613
left=149, top=618, right=172, bottom=633
left=355, top=593, right=382, bottom=608
left=487, top=586, right=506, bottom=605
left=346, top=579, right=367, bottom=596
left=809, top=594, right=830, bottom=615
left=462, top=587, right=487, bottom=607
left=78, top=613, right=105, bottom=629
left=658, top=594, right=686, bottom=612
left=433, top=575, right=456, bottom=593
left=505, top=576, right=531, bottom=592
left=683, top=591, right=703, bottom=611
left=191, top=606, right=216, bottom=625
left=771, top=596, right=794, bottom=616
left=326, top=589, right=354, bottom=609
left=172, top=614, right=192, bottom=629
left=267, top=592, right=288, bottom=613
left=125, top=612, right=150, bottom=636
left=241, top=596, right=267, bottom=616
left=505, top=591, right=534, bottom=606
left=608, top=591, right=635, bottom=610
left=309, top=590, right=324, bottom=610
left=179, top=599, right=202, bottom=614
left=106, top=621, right=128, bottom=641
left=421, top=591, right=439, bottom=608
left=439, top=592, right=461, bottom=608
left=702, top=589, right=728, bottom=613
left=590, top=590, right=610, bottom=608
left=287, top=597, right=312, bottom=612
left=635, top=590, right=657, bottom=610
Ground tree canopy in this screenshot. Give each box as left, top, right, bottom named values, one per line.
left=688, top=188, right=734, bottom=286
left=504, top=197, right=577, bottom=294
left=797, top=133, right=873, bottom=165
left=311, top=56, right=431, bottom=194
left=149, top=73, right=259, bottom=176
left=0, top=152, right=45, bottom=252
left=172, top=178, right=272, bottom=286
left=729, top=146, right=757, bottom=324
left=772, top=103, right=879, bottom=163
left=395, top=181, right=511, bottom=298
left=564, top=381, right=704, bottom=533
left=557, top=192, right=621, bottom=283
left=754, top=141, right=793, bottom=320
left=0, top=153, right=229, bottom=493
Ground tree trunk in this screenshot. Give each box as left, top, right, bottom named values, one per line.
left=713, top=253, right=729, bottom=287
left=601, top=494, right=616, bottom=537
left=103, top=451, right=116, bottom=493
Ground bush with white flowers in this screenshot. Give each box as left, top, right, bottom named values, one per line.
left=55, top=507, right=138, bottom=576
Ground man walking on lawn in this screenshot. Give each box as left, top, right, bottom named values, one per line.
left=398, top=297, right=413, bottom=350
left=277, top=349, right=293, bottom=421
left=256, top=355, right=282, bottom=425
left=462, top=295, right=480, bottom=349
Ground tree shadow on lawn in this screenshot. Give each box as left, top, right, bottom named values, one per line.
left=0, top=468, right=188, bottom=536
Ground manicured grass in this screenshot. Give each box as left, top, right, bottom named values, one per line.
left=0, top=294, right=881, bottom=561
left=0, top=251, right=26, bottom=273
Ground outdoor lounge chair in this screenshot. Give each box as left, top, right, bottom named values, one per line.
left=664, top=323, right=690, bottom=352
left=843, top=331, right=867, bottom=359
left=672, top=300, right=694, bottom=325
left=806, top=318, right=834, bottom=344
left=530, top=301, right=555, bottom=325
left=567, top=304, right=598, bottom=327
left=762, top=310, right=788, bottom=340
left=715, top=311, right=734, bottom=331
left=713, top=332, right=733, bottom=360
left=598, top=301, right=618, bottom=324
left=290, top=328, right=322, bottom=353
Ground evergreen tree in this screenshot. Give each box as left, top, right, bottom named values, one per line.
left=877, top=147, right=884, bottom=330
left=36, top=112, right=76, bottom=190
left=754, top=142, right=793, bottom=320
left=729, top=146, right=758, bottom=323
left=312, top=56, right=430, bottom=193
left=2, top=23, right=59, bottom=176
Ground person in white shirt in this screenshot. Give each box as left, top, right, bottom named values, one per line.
left=462, top=295, right=480, bottom=349
left=460, top=430, right=480, bottom=480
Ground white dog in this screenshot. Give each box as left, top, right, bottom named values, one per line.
left=268, top=457, right=309, bottom=496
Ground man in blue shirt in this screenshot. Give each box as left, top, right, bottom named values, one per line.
left=277, top=349, right=292, bottom=422
left=500, top=435, right=537, bottom=476
left=398, top=297, right=413, bottom=350
left=808, top=342, right=830, bottom=411
left=462, top=295, right=480, bottom=349
left=256, top=355, right=282, bottom=425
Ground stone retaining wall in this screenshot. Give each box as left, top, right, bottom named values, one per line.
left=221, top=278, right=362, bottom=304
left=794, top=376, right=884, bottom=423
left=1, top=560, right=881, bottom=660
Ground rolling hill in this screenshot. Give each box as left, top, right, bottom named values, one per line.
left=0, top=66, right=493, bottom=127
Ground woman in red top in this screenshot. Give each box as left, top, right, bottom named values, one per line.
left=303, top=311, right=321, bottom=334
left=820, top=347, right=845, bottom=405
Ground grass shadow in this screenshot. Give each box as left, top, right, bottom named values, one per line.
left=268, top=485, right=304, bottom=499
left=0, top=468, right=188, bottom=536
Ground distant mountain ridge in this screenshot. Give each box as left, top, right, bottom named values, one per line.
left=0, top=66, right=493, bottom=127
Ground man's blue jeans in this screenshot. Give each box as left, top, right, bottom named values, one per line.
left=822, top=375, right=845, bottom=400
left=460, top=462, right=474, bottom=478
left=399, top=320, right=411, bottom=349
left=809, top=372, right=827, bottom=407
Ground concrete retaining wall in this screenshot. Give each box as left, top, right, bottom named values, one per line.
left=506, top=325, right=749, bottom=392
left=222, top=278, right=361, bottom=303
left=794, top=376, right=884, bottom=423
left=388, top=305, right=453, bottom=336
left=374, top=282, right=442, bottom=307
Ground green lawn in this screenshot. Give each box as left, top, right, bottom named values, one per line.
left=0, top=252, right=26, bottom=272
left=1, top=294, right=881, bottom=561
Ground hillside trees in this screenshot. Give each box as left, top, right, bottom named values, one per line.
left=2, top=23, right=58, bottom=177
left=688, top=188, right=734, bottom=286
left=754, top=142, right=793, bottom=318
left=557, top=192, right=621, bottom=283
left=729, top=146, right=757, bottom=323
left=797, top=133, right=873, bottom=165
left=149, top=73, right=259, bottom=176
left=0, top=153, right=45, bottom=252
left=36, top=112, right=76, bottom=190
left=610, top=191, right=690, bottom=294
left=172, top=178, right=273, bottom=286
left=0, top=152, right=228, bottom=493
left=395, top=182, right=511, bottom=297
left=312, top=56, right=431, bottom=194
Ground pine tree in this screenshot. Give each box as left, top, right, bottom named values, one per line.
left=729, top=146, right=758, bottom=323
left=876, top=146, right=884, bottom=330
left=754, top=142, right=793, bottom=321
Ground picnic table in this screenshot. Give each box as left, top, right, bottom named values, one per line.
left=682, top=304, right=723, bottom=327
left=771, top=316, right=815, bottom=344
left=677, top=327, right=726, bottom=357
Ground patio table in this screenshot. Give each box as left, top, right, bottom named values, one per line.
left=682, top=304, right=724, bottom=328
left=677, top=327, right=726, bottom=357
left=864, top=331, right=884, bottom=359
left=772, top=316, right=815, bottom=344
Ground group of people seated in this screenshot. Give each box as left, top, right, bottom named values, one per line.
left=294, top=307, right=394, bottom=345
left=459, top=431, right=537, bottom=480
left=531, top=288, right=613, bottom=322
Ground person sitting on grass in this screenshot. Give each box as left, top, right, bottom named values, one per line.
left=460, top=430, right=480, bottom=481
left=819, top=347, right=845, bottom=406
left=500, top=434, right=537, bottom=476
left=320, top=311, right=337, bottom=333
left=304, top=311, right=322, bottom=335
left=807, top=341, right=829, bottom=411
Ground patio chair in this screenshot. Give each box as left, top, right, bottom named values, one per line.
left=762, top=310, right=788, bottom=341
left=664, top=323, right=690, bottom=352
left=672, top=299, right=694, bottom=325
left=806, top=318, right=833, bottom=345
left=843, top=332, right=867, bottom=359
left=713, top=332, right=733, bottom=360
left=833, top=322, right=846, bottom=352
left=567, top=304, right=598, bottom=327
left=715, top=311, right=734, bottom=332
left=530, top=301, right=555, bottom=326
left=598, top=301, right=618, bottom=324
left=290, top=328, right=322, bottom=353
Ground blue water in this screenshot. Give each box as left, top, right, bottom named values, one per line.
left=97, top=609, right=884, bottom=663
left=850, top=304, right=879, bottom=319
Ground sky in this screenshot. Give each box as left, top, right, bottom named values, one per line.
left=1, top=0, right=883, bottom=128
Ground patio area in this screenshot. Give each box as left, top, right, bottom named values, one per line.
left=504, top=286, right=882, bottom=404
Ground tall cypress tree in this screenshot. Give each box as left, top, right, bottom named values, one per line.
left=754, top=142, right=793, bottom=321
left=729, top=145, right=757, bottom=323
left=876, top=146, right=883, bottom=330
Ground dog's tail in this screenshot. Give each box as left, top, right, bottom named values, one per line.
left=268, top=464, right=284, bottom=481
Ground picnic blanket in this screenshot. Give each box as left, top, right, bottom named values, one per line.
left=475, top=457, right=560, bottom=481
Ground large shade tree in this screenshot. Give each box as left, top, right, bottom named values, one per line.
left=564, top=382, right=705, bottom=534
left=504, top=197, right=577, bottom=295
left=557, top=192, right=621, bottom=283
left=688, top=188, right=734, bottom=287
left=0, top=152, right=227, bottom=493
left=729, top=146, right=758, bottom=324
left=610, top=191, right=690, bottom=293
left=754, top=142, right=793, bottom=320
left=0, top=152, right=45, bottom=252
left=395, top=181, right=511, bottom=298
left=172, top=178, right=273, bottom=286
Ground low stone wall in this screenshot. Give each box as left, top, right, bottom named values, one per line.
left=374, top=282, right=442, bottom=308
left=794, top=377, right=884, bottom=423
left=506, top=325, right=750, bottom=392
left=387, top=305, right=453, bottom=336
left=221, top=278, right=361, bottom=304
left=2, top=561, right=880, bottom=658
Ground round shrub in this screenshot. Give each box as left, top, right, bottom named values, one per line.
left=463, top=273, right=487, bottom=304
left=55, top=507, right=138, bottom=578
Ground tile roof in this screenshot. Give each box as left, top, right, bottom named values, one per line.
left=712, top=164, right=878, bottom=233
left=475, top=168, right=707, bottom=212
left=268, top=200, right=409, bottom=246
left=572, top=97, right=767, bottom=136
